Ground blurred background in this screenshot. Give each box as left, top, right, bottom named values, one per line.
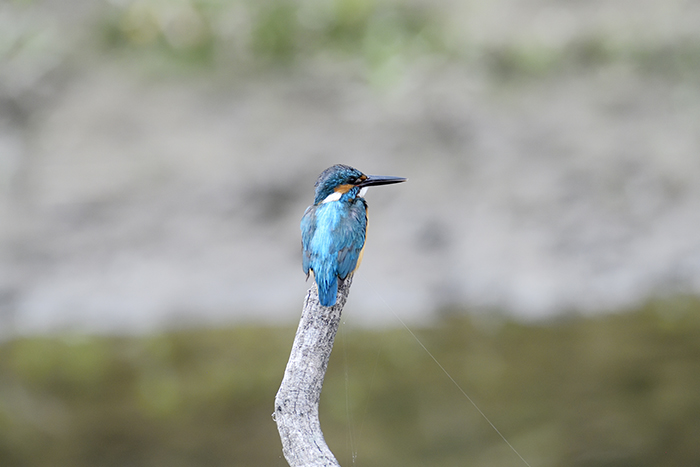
left=1, top=0, right=700, bottom=465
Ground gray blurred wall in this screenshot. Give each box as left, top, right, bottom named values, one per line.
left=2, top=0, right=700, bottom=334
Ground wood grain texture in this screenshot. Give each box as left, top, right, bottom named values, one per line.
left=274, top=276, right=353, bottom=466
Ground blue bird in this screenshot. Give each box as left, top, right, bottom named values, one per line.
left=301, top=164, right=406, bottom=307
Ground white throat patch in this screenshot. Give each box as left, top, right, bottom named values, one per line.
left=321, top=187, right=368, bottom=204
left=321, top=191, right=342, bottom=204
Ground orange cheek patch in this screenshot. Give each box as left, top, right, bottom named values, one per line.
left=353, top=244, right=365, bottom=273
left=334, top=184, right=354, bottom=194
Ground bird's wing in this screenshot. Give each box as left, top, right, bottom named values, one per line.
left=335, top=200, right=367, bottom=280
left=300, top=206, right=315, bottom=275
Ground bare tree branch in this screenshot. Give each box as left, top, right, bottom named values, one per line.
left=273, top=276, right=353, bottom=467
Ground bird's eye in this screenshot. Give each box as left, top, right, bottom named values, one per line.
left=348, top=177, right=358, bottom=184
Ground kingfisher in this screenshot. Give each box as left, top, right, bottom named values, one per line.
left=301, top=164, right=406, bottom=307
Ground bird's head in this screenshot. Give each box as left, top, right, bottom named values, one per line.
left=313, top=164, right=406, bottom=205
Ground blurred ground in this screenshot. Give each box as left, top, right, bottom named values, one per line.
left=1, top=302, right=699, bottom=467
left=1, top=0, right=700, bottom=333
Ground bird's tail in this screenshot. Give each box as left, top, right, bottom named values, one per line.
left=316, top=273, right=338, bottom=307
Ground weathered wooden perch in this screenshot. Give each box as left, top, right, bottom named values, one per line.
left=273, top=276, right=354, bottom=467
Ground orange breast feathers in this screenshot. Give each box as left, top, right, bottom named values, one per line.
left=353, top=216, right=367, bottom=273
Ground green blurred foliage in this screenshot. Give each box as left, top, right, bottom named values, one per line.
left=5, top=0, right=700, bottom=86
left=94, top=0, right=700, bottom=83
left=1, top=297, right=700, bottom=466
left=485, top=37, right=700, bottom=83
left=98, top=0, right=446, bottom=82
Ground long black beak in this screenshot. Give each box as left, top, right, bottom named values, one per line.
left=357, top=174, right=407, bottom=187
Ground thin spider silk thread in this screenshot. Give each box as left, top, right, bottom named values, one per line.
left=367, top=284, right=533, bottom=467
